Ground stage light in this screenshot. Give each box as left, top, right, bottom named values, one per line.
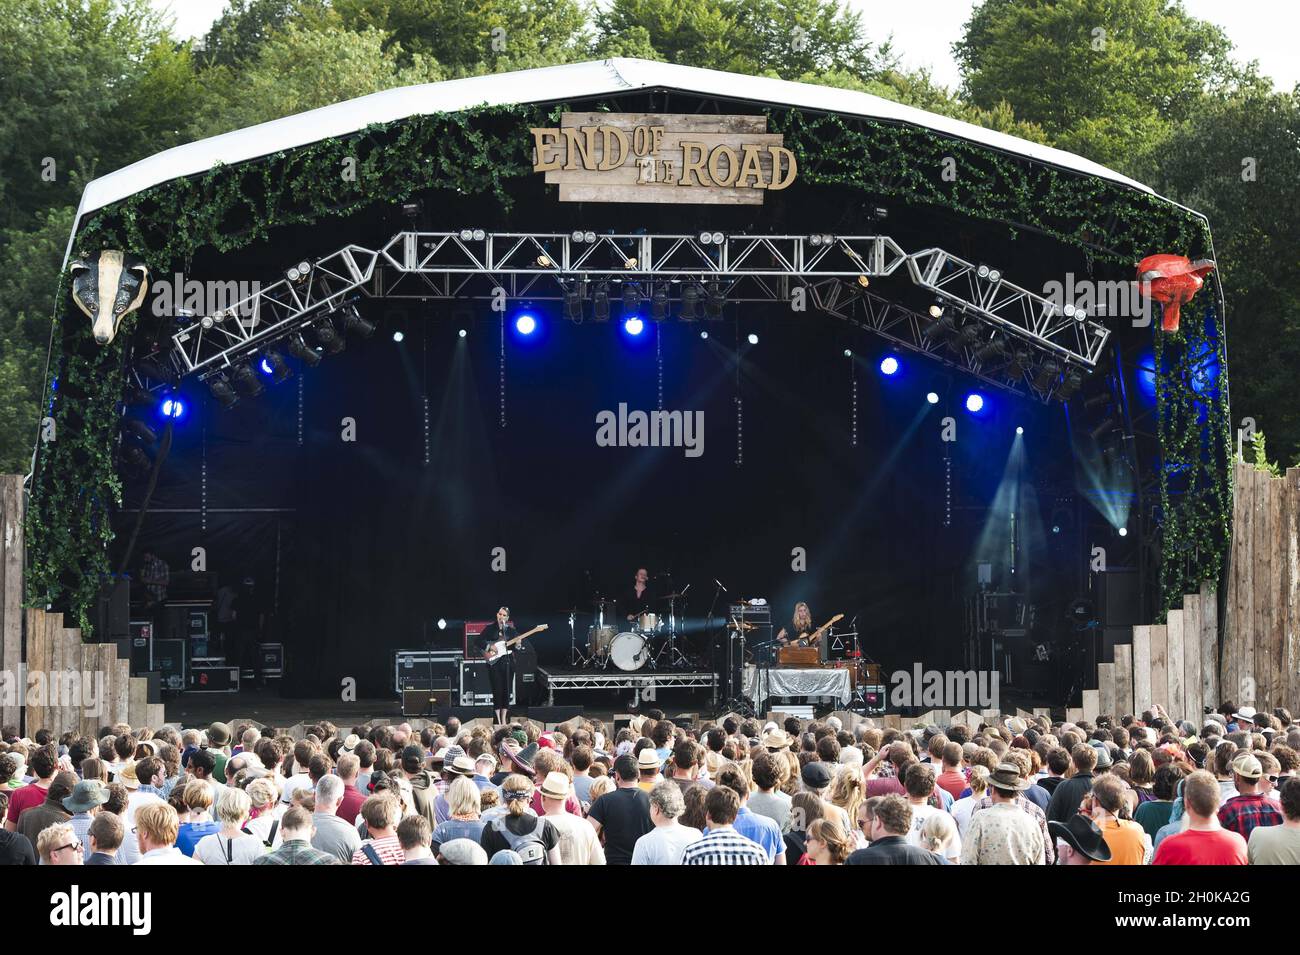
left=1034, top=360, right=1060, bottom=393
left=437, top=618, right=447, bottom=630
left=392, top=330, right=404, bottom=342
left=200, top=315, right=215, bottom=330
left=260, top=350, right=292, bottom=384
left=926, top=392, right=939, bottom=404
left=965, top=393, right=985, bottom=414
left=844, top=349, right=852, bottom=358
left=1006, top=349, right=1031, bottom=379
left=459, top=229, right=474, bottom=241
left=651, top=284, right=668, bottom=321
left=680, top=283, right=701, bottom=321
left=285, top=261, right=311, bottom=283
left=564, top=283, right=584, bottom=322
left=287, top=332, right=322, bottom=367
left=515, top=312, right=537, bottom=336
left=857, top=274, right=870, bottom=289
left=988, top=269, right=1002, bottom=283
left=700, top=331, right=709, bottom=340
left=208, top=375, right=239, bottom=409
left=401, top=200, right=423, bottom=219
left=1058, top=369, right=1084, bottom=399
left=747, top=333, right=759, bottom=345
left=1118, top=526, right=1128, bottom=537
left=879, top=355, right=899, bottom=376
left=339, top=305, right=375, bottom=338
left=622, top=282, right=640, bottom=311
left=314, top=321, right=346, bottom=354
left=458, top=328, right=467, bottom=338
left=472, top=229, right=486, bottom=241
left=975, top=338, right=1006, bottom=365
left=592, top=283, right=611, bottom=322
left=232, top=362, right=265, bottom=398
left=977, top=264, right=990, bottom=279
left=928, top=300, right=945, bottom=319
left=950, top=324, right=981, bottom=354
left=160, top=396, right=186, bottom=420
left=1016, top=426, right=1024, bottom=435
left=571, top=230, right=584, bottom=242
left=705, top=281, right=726, bottom=320
left=624, top=316, right=644, bottom=336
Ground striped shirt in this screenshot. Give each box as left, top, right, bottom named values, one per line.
left=681, top=825, right=768, bottom=865
left=351, top=835, right=406, bottom=865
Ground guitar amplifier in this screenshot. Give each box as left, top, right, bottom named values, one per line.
left=394, top=650, right=462, bottom=692
left=460, top=659, right=513, bottom=706
left=128, top=620, right=153, bottom=676
left=402, top=684, right=452, bottom=716
left=463, top=621, right=491, bottom=660
left=152, top=638, right=187, bottom=692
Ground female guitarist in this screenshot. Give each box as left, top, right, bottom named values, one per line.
left=476, top=606, right=518, bottom=725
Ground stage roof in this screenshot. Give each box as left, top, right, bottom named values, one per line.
left=71, top=58, right=1157, bottom=234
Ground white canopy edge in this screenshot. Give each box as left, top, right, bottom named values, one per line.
left=67, top=57, right=1156, bottom=257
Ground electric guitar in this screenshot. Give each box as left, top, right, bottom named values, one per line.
left=794, top=613, right=844, bottom=648
left=485, top=624, right=548, bottom=661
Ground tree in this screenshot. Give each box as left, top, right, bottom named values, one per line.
left=594, top=0, right=894, bottom=80
left=189, top=23, right=443, bottom=140
left=200, top=0, right=329, bottom=66
left=1147, top=88, right=1300, bottom=461
left=954, top=0, right=1246, bottom=170
left=0, top=0, right=202, bottom=232
left=331, top=0, right=593, bottom=76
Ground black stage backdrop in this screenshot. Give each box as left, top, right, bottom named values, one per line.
left=116, top=300, right=1081, bottom=697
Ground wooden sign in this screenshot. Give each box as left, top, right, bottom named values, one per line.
left=530, top=112, right=797, bottom=205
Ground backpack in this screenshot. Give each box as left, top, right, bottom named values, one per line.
left=490, top=814, right=549, bottom=864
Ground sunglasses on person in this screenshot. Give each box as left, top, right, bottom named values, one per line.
left=52, top=841, right=83, bottom=854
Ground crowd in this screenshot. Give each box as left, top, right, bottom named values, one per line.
left=1, top=700, right=1298, bottom=865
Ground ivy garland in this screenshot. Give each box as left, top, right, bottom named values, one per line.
left=28, top=99, right=1230, bottom=634
left=772, top=109, right=1211, bottom=266
left=1153, top=299, right=1233, bottom=616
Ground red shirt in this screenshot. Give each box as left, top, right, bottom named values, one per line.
left=1153, top=828, right=1247, bottom=865
left=866, top=777, right=906, bottom=798
left=936, top=769, right=967, bottom=802
left=336, top=783, right=366, bottom=823
left=530, top=790, right=582, bottom=816
left=4, top=783, right=47, bottom=824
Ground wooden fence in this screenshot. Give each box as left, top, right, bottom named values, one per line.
left=1223, top=460, right=1300, bottom=712
left=0, top=474, right=164, bottom=736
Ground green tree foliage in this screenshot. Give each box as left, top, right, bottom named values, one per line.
left=330, top=0, right=593, bottom=75
left=1147, top=88, right=1300, bottom=462
left=0, top=0, right=201, bottom=231
left=201, top=0, right=329, bottom=66
left=189, top=23, right=443, bottom=139
left=594, top=0, right=894, bottom=79
left=954, top=0, right=1244, bottom=168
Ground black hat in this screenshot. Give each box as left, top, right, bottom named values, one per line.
left=801, top=761, right=833, bottom=790
left=1048, top=814, right=1112, bottom=862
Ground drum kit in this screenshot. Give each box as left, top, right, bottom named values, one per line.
left=568, top=588, right=692, bottom=672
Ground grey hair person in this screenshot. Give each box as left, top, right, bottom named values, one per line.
left=648, top=779, right=685, bottom=819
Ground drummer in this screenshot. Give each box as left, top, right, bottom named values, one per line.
left=622, top=567, right=654, bottom=626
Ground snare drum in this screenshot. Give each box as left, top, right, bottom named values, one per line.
left=611, top=631, right=649, bottom=671
left=587, top=625, right=617, bottom=656
left=637, top=612, right=660, bottom=634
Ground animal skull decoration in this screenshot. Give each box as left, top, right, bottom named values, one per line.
left=70, top=251, right=150, bottom=345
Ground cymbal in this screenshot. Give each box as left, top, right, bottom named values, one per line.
left=727, top=620, right=756, bottom=631
left=660, top=592, right=688, bottom=600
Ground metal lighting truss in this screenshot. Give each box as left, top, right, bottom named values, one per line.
left=536, top=668, right=720, bottom=707
left=165, top=231, right=1110, bottom=400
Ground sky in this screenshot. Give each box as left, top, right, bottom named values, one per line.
left=153, top=0, right=1299, bottom=92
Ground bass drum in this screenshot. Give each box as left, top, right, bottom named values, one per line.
left=610, top=631, right=649, bottom=672
left=587, top=625, right=617, bottom=656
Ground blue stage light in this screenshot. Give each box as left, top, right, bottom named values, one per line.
left=1016, top=426, right=1024, bottom=435
left=458, top=328, right=467, bottom=338
left=879, top=356, right=899, bottom=376
left=1118, top=526, right=1128, bottom=537
left=926, top=392, right=939, bottom=404
left=965, top=392, right=985, bottom=414
left=747, top=333, right=759, bottom=345
left=515, top=312, right=537, bottom=335
left=392, top=330, right=405, bottom=343
left=700, top=331, right=709, bottom=340
left=160, top=397, right=186, bottom=420
left=624, top=316, right=644, bottom=336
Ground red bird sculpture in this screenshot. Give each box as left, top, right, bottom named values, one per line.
left=1135, top=254, right=1216, bottom=332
